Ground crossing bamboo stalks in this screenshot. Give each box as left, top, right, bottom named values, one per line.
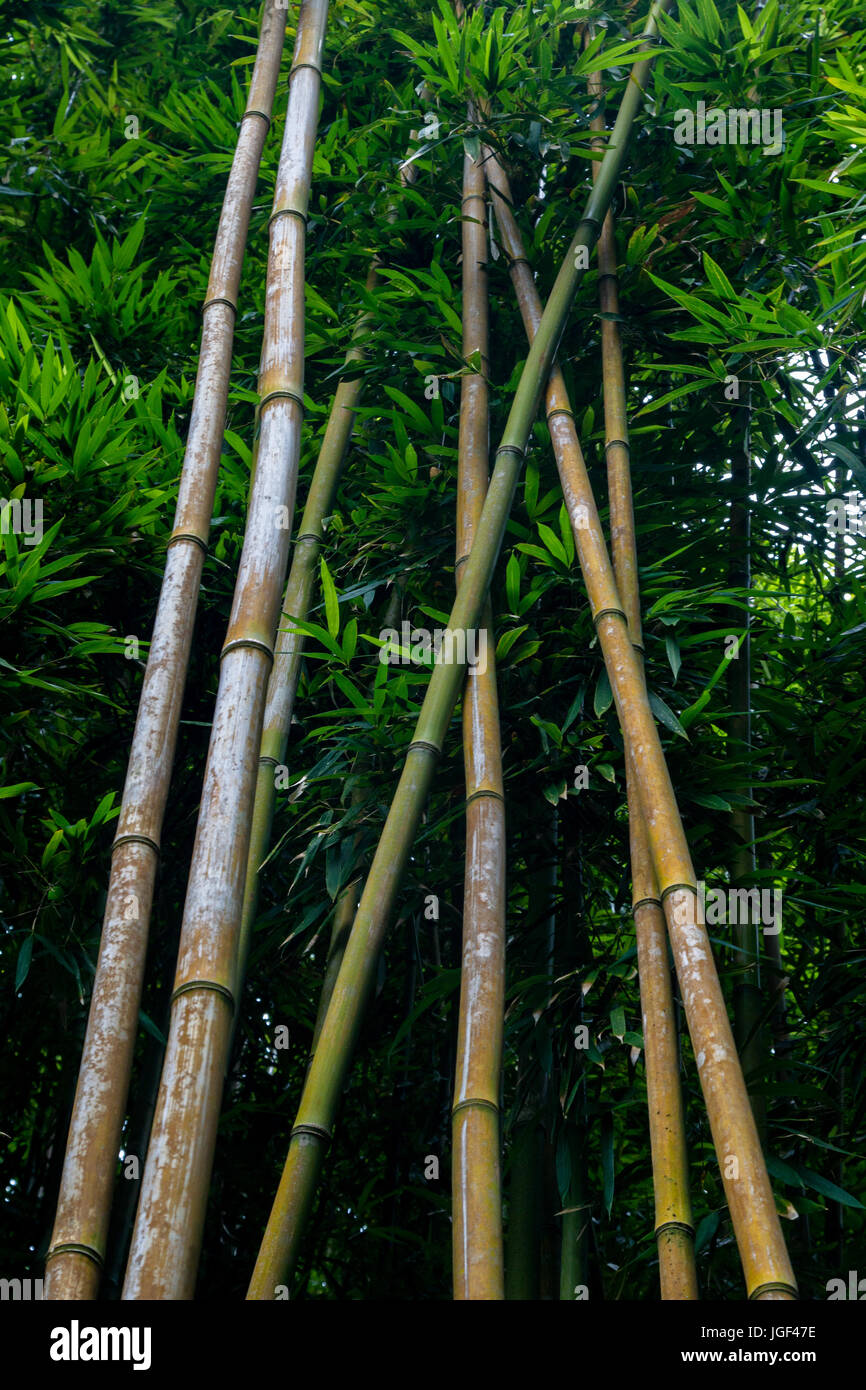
left=121, top=0, right=329, bottom=1300
left=588, top=59, right=698, bottom=1300
left=247, top=0, right=674, bottom=1298
left=237, top=141, right=420, bottom=1002
left=43, top=0, right=287, bottom=1302
left=452, top=140, right=506, bottom=1301
left=484, top=132, right=795, bottom=1297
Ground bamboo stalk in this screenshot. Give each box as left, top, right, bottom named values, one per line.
left=247, top=1, right=675, bottom=1298
left=484, top=105, right=795, bottom=1298
left=587, top=56, right=698, bottom=1299
left=43, top=0, right=288, bottom=1302
left=451, top=136, right=506, bottom=1301
left=311, top=583, right=404, bottom=1050
left=727, top=393, right=766, bottom=1130
left=505, top=1109, right=544, bottom=1299
left=121, top=0, right=330, bottom=1300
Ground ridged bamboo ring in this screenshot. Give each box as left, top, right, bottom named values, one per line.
left=220, top=637, right=274, bottom=663
left=111, top=832, right=160, bottom=856
left=749, top=1281, right=799, bottom=1300
left=451, top=1097, right=499, bottom=1118
left=171, top=980, right=235, bottom=1009
left=167, top=531, right=208, bottom=554
left=202, top=295, right=237, bottom=315
left=45, top=1242, right=104, bottom=1268
left=257, top=387, right=306, bottom=418
left=291, top=1123, right=332, bottom=1142
left=241, top=108, right=271, bottom=127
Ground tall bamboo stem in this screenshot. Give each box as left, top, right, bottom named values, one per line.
left=247, top=0, right=675, bottom=1298
left=452, top=137, right=506, bottom=1301
left=43, top=0, right=288, bottom=1301
left=121, top=0, right=330, bottom=1300
left=484, top=111, right=795, bottom=1296
left=587, top=57, right=698, bottom=1299
left=727, top=393, right=765, bottom=1129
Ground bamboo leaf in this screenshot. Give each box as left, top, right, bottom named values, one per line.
left=601, top=1114, right=615, bottom=1216
left=319, top=558, right=340, bottom=640
left=593, top=668, right=613, bottom=717
left=15, top=934, right=33, bottom=992
left=649, top=692, right=689, bottom=740
left=665, top=632, right=681, bottom=681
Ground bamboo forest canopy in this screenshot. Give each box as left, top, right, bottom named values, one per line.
left=1, top=0, right=864, bottom=1308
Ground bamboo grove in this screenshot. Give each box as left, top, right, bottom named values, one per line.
left=2, top=0, right=864, bottom=1303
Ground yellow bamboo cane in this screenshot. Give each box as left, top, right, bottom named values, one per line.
left=451, top=132, right=506, bottom=1301
left=587, top=55, right=698, bottom=1299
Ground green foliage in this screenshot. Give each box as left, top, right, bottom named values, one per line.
left=1, top=0, right=864, bottom=1301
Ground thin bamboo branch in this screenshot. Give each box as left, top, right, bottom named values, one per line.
left=587, top=56, right=698, bottom=1300
left=484, top=109, right=795, bottom=1295
left=247, top=0, right=675, bottom=1299
left=43, top=0, right=288, bottom=1301
left=121, top=0, right=330, bottom=1300
left=451, top=134, right=506, bottom=1302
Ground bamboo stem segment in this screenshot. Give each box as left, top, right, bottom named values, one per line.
left=247, top=0, right=674, bottom=1298
left=452, top=137, right=506, bottom=1302
left=121, top=0, right=330, bottom=1301
left=43, top=0, right=288, bottom=1302
left=587, top=56, right=698, bottom=1300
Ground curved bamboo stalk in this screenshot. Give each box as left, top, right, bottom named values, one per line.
left=43, top=0, right=288, bottom=1302
left=246, top=0, right=673, bottom=1298
left=484, top=106, right=795, bottom=1299
left=587, top=58, right=698, bottom=1300
left=452, top=137, right=506, bottom=1301
left=121, top=0, right=330, bottom=1300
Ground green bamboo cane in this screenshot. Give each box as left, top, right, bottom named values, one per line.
left=483, top=128, right=795, bottom=1299
left=43, top=0, right=288, bottom=1302
left=310, top=581, right=404, bottom=1050
left=587, top=54, right=698, bottom=1299
left=451, top=133, right=506, bottom=1301
left=247, top=0, right=674, bottom=1298
left=121, top=0, right=330, bottom=1301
